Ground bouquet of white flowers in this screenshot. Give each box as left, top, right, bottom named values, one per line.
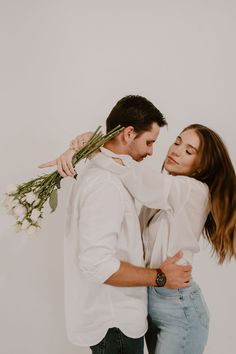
left=2, top=125, right=124, bottom=235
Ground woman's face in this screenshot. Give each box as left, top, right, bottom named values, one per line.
left=164, top=129, right=202, bottom=176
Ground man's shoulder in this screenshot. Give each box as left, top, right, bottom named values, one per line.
left=80, top=165, right=123, bottom=191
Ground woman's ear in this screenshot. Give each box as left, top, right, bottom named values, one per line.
left=123, top=126, right=136, bottom=143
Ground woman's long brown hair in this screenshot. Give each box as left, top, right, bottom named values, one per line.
left=182, top=124, right=236, bottom=264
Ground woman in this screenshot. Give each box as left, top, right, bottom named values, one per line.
left=40, top=124, right=236, bottom=354
left=114, top=124, right=236, bottom=354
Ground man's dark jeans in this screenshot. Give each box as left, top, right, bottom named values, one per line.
left=90, top=327, right=144, bottom=354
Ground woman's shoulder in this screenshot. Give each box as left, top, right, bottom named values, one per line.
left=173, top=175, right=209, bottom=199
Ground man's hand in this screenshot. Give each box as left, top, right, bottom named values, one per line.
left=160, top=251, right=192, bottom=289
left=38, top=148, right=76, bottom=177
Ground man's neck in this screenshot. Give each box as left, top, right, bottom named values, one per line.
left=103, top=141, right=128, bottom=156
left=103, top=142, right=127, bottom=165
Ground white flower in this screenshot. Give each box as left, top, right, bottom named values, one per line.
left=30, top=209, right=41, bottom=222
left=13, top=204, right=27, bottom=217
left=2, top=195, right=14, bottom=208
left=26, top=225, right=38, bottom=235
left=7, top=208, right=16, bottom=216
left=33, top=198, right=40, bottom=207
left=25, top=192, right=38, bottom=204
left=15, top=223, right=22, bottom=233
left=21, top=219, right=31, bottom=230
left=10, top=198, right=19, bottom=208
left=3, top=196, right=19, bottom=214
left=6, top=184, right=18, bottom=194
left=17, top=215, right=25, bottom=222
left=35, top=218, right=42, bottom=228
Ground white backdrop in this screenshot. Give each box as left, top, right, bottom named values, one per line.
left=0, top=1, right=235, bottom=354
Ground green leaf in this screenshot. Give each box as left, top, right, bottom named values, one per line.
left=49, top=189, right=58, bottom=213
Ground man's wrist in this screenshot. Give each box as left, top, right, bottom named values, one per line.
left=155, top=268, right=167, bottom=287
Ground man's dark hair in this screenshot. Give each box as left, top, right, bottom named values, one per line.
left=106, top=95, right=167, bottom=134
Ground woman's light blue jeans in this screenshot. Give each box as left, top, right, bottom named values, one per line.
left=147, top=282, right=209, bottom=354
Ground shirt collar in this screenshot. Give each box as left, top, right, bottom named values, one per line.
left=91, top=147, right=137, bottom=174
left=100, top=147, right=134, bottom=166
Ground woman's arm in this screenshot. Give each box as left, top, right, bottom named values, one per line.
left=119, top=164, right=174, bottom=210
left=118, top=164, right=202, bottom=213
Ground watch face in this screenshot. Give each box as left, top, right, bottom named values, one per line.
left=156, top=273, right=166, bottom=287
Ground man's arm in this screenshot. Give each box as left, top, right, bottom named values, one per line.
left=105, top=252, right=191, bottom=289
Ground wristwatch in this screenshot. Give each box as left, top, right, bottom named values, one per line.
left=155, top=268, right=166, bottom=287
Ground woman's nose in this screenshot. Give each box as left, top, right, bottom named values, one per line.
left=172, top=146, right=181, bottom=156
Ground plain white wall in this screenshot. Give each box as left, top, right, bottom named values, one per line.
left=0, top=1, right=235, bottom=353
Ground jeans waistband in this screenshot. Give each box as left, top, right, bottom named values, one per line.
left=150, top=281, right=200, bottom=296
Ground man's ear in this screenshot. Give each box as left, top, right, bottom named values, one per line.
left=123, top=126, right=137, bottom=143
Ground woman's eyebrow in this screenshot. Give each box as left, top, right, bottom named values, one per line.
left=178, top=136, right=198, bottom=152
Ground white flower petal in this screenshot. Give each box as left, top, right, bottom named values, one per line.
left=33, top=198, right=40, bottom=207
left=21, top=219, right=31, bottom=230
left=2, top=195, right=14, bottom=208
left=15, top=224, right=22, bottom=233
left=30, top=209, right=41, bottom=222
left=36, top=218, right=42, bottom=227
left=7, top=208, right=15, bottom=216
left=26, top=225, right=38, bottom=235
left=17, top=215, right=25, bottom=222
left=6, top=184, right=18, bottom=194
left=13, top=205, right=27, bottom=217
left=25, top=192, right=38, bottom=204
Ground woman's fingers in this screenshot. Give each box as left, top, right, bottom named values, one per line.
left=70, top=132, right=94, bottom=151
left=57, top=158, right=67, bottom=177
left=38, top=149, right=76, bottom=178
left=60, top=157, right=75, bottom=177
left=38, top=160, right=57, bottom=168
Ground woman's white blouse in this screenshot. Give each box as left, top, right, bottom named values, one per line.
left=119, top=163, right=210, bottom=267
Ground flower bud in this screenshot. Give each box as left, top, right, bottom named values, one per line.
left=21, top=219, right=31, bottom=230
left=13, top=204, right=27, bottom=217
left=33, top=198, right=40, bottom=207
left=2, top=195, right=14, bottom=208
left=30, top=209, right=41, bottom=222
left=27, top=225, right=38, bottom=235
left=25, top=192, right=38, bottom=204
left=15, top=224, right=22, bottom=233
left=6, top=184, right=18, bottom=194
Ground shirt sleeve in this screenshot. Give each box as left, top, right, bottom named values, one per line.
left=119, top=163, right=208, bottom=214
left=77, top=172, right=124, bottom=284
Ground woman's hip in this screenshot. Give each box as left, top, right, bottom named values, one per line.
left=148, top=281, right=210, bottom=330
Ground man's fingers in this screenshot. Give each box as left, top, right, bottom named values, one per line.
left=182, top=282, right=190, bottom=288
left=182, top=265, right=192, bottom=272
left=165, top=251, right=183, bottom=264
left=38, top=160, right=57, bottom=168
left=184, top=273, right=191, bottom=282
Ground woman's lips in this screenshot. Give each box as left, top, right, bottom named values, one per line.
left=167, top=156, right=178, bottom=164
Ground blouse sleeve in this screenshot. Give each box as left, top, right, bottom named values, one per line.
left=119, top=163, right=208, bottom=214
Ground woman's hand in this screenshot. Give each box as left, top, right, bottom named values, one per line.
left=38, top=148, right=76, bottom=177
left=69, top=132, right=94, bottom=151
left=38, top=132, right=98, bottom=177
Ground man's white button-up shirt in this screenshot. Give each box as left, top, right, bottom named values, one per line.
left=64, top=148, right=147, bottom=347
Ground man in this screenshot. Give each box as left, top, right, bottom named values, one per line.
left=40, top=95, right=191, bottom=354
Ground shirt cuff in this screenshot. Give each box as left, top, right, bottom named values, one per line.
left=80, top=258, right=121, bottom=284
